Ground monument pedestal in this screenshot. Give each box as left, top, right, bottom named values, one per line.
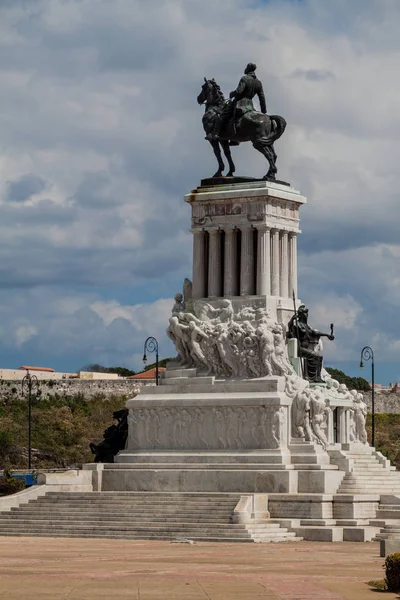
left=95, top=179, right=383, bottom=543
left=186, top=179, right=306, bottom=325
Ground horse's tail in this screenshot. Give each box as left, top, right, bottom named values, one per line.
left=269, top=115, right=287, bottom=143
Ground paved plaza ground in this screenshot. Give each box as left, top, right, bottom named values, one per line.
left=0, top=537, right=396, bottom=600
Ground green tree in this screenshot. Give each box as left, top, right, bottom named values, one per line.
left=325, top=367, right=370, bottom=391
left=81, top=364, right=136, bottom=377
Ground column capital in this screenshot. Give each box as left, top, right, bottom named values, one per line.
left=191, top=228, right=205, bottom=235
left=207, top=227, right=220, bottom=235
left=222, top=225, right=237, bottom=232
left=240, top=222, right=254, bottom=230
left=253, top=223, right=270, bottom=231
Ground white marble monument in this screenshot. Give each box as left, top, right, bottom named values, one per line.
left=82, top=177, right=399, bottom=543
left=114, top=180, right=368, bottom=487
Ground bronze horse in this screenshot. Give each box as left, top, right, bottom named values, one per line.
left=197, top=78, right=286, bottom=180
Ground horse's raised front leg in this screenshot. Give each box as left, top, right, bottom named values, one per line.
left=209, top=140, right=224, bottom=177
left=252, top=138, right=277, bottom=181
left=220, top=141, right=235, bottom=177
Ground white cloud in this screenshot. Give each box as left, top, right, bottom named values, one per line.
left=0, top=0, right=398, bottom=378
left=14, top=324, right=38, bottom=348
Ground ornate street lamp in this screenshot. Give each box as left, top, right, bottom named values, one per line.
left=360, top=346, right=375, bottom=447
left=143, top=337, right=159, bottom=386
left=21, top=370, right=41, bottom=470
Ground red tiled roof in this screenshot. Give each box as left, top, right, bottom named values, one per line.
left=128, top=367, right=166, bottom=380
left=20, top=366, right=55, bottom=372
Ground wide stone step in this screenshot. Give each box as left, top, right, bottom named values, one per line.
left=376, top=511, right=400, bottom=519
left=343, top=478, right=400, bottom=483
left=18, top=504, right=237, bottom=512
left=0, top=530, right=256, bottom=542
left=164, top=368, right=197, bottom=379
left=1, top=508, right=235, bottom=518
left=101, top=463, right=292, bottom=471
left=351, top=466, right=388, bottom=471
left=27, top=498, right=238, bottom=506
left=42, top=494, right=240, bottom=501
left=339, top=487, right=400, bottom=491
left=290, top=455, right=330, bottom=465
left=41, top=493, right=240, bottom=500
left=343, top=482, right=400, bottom=487
left=28, top=494, right=240, bottom=506
left=0, top=521, right=253, bottom=531
left=339, top=490, right=400, bottom=495
left=0, top=515, right=236, bottom=524
left=163, top=376, right=215, bottom=385
left=0, top=523, right=252, bottom=535
left=38, top=493, right=239, bottom=501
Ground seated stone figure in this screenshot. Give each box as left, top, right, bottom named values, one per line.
left=90, top=408, right=129, bottom=463
left=287, top=305, right=334, bottom=383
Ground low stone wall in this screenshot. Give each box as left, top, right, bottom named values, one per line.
left=0, top=379, right=398, bottom=411
left=363, top=391, right=400, bottom=414
left=0, top=378, right=147, bottom=400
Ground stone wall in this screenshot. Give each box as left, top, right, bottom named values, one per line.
left=0, top=378, right=146, bottom=401
left=363, top=391, right=400, bottom=414
left=0, top=379, right=399, bottom=412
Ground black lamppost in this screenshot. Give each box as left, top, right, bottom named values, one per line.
left=143, top=337, right=159, bottom=386
left=360, top=346, right=375, bottom=447
left=21, top=370, right=41, bottom=470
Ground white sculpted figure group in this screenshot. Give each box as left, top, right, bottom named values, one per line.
left=167, top=293, right=369, bottom=450
left=167, top=298, right=290, bottom=379
left=289, top=377, right=368, bottom=448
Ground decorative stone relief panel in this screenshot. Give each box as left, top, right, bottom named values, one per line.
left=127, top=405, right=289, bottom=451
left=191, top=196, right=300, bottom=231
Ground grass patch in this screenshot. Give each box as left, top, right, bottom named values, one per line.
left=367, top=579, right=388, bottom=591
left=0, top=392, right=130, bottom=469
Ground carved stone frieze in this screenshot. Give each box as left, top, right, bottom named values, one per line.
left=127, top=405, right=289, bottom=451
left=166, top=299, right=291, bottom=379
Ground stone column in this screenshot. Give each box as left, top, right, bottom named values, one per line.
left=256, top=225, right=271, bottom=296
left=327, top=409, right=334, bottom=445
left=240, top=225, right=255, bottom=296
left=339, top=408, right=347, bottom=445
left=224, top=227, right=238, bottom=296
left=208, top=228, right=222, bottom=297
left=270, top=229, right=280, bottom=296
left=288, top=232, right=298, bottom=298
left=192, top=229, right=206, bottom=299
left=279, top=231, right=289, bottom=297
left=345, top=409, right=351, bottom=444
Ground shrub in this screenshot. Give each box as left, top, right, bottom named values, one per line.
left=0, top=467, right=26, bottom=496
left=385, top=553, right=400, bottom=592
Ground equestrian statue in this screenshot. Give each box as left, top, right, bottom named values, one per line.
left=197, top=63, right=286, bottom=181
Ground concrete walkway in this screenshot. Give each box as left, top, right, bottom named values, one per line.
left=0, top=538, right=394, bottom=599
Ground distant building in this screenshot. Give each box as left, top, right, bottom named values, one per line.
left=20, top=365, right=55, bottom=372
left=128, top=367, right=166, bottom=382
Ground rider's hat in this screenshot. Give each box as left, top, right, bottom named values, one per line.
left=245, top=62, right=257, bottom=72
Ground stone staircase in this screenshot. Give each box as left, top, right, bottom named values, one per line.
left=0, top=492, right=299, bottom=543
left=370, top=498, right=400, bottom=541
left=335, top=448, right=400, bottom=495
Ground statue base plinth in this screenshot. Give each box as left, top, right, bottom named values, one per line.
left=200, top=176, right=291, bottom=187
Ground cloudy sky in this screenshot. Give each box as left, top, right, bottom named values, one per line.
left=0, top=0, right=399, bottom=383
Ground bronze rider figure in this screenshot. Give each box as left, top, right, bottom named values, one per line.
left=206, top=63, right=267, bottom=141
